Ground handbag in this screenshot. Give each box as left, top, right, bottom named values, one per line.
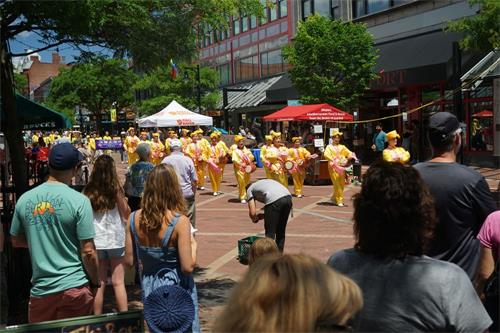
left=124, top=173, right=134, bottom=197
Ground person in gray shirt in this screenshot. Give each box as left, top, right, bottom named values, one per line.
left=246, top=179, right=292, bottom=251
left=162, top=139, right=198, bottom=226
left=328, top=162, right=491, bottom=332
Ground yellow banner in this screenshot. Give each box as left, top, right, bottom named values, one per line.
left=110, top=108, right=117, bottom=122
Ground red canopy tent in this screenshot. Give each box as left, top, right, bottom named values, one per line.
left=472, top=110, right=493, bottom=118
left=263, top=103, right=353, bottom=122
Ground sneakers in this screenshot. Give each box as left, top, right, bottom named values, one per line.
left=198, top=186, right=205, bottom=190
left=213, top=192, right=218, bottom=196
left=337, top=203, right=345, bottom=207
left=296, top=194, right=303, bottom=198
left=241, top=199, right=247, bottom=204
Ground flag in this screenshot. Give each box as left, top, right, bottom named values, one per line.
left=170, top=59, right=178, bottom=79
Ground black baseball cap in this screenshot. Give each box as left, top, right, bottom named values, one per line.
left=48, top=143, right=83, bottom=170
left=428, top=112, right=460, bottom=143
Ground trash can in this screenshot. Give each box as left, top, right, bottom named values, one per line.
left=252, top=149, right=263, bottom=168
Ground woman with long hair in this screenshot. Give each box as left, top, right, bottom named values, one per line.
left=125, top=164, right=199, bottom=332
left=83, top=154, right=131, bottom=315
left=214, top=253, right=362, bottom=332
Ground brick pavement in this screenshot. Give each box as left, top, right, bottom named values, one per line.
left=108, top=153, right=498, bottom=331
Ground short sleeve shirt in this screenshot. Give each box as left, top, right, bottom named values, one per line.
left=246, top=179, right=291, bottom=206
left=128, top=161, right=155, bottom=197
left=162, top=152, right=197, bottom=198
left=10, top=182, right=95, bottom=296
left=328, top=249, right=492, bottom=331
left=477, top=210, right=500, bottom=261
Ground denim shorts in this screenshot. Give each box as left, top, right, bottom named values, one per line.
left=97, top=247, right=125, bottom=260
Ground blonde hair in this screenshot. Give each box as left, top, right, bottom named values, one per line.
left=83, top=155, right=120, bottom=212
left=248, top=238, right=280, bottom=266
left=214, top=254, right=363, bottom=332
left=140, top=164, right=187, bottom=231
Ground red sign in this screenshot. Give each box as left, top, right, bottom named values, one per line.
left=176, top=119, right=195, bottom=126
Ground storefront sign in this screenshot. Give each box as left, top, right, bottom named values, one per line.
left=176, top=119, right=195, bottom=126
left=3, top=311, right=143, bottom=333
left=314, top=139, right=324, bottom=148
left=372, top=70, right=407, bottom=89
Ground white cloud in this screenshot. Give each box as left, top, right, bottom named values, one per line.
left=18, top=30, right=34, bottom=39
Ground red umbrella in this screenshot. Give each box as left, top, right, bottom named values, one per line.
left=472, top=110, right=493, bottom=118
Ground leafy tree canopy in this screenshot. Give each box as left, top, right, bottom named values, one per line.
left=47, top=57, right=137, bottom=128
left=282, top=14, right=378, bottom=110
left=134, top=64, right=219, bottom=116
left=447, top=0, right=500, bottom=51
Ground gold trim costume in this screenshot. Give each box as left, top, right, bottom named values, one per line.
left=186, top=129, right=210, bottom=189
left=260, top=135, right=273, bottom=179
left=123, top=128, right=140, bottom=166
left=179, top=128, right=192, bottom=153
left=151, top=133, right=165, bottom=165
left=323, top=130, right=356, bottom=206
left=264, top=131, right=289, bottom=188
left=383, top=130, right=410, bottom=164
left=231, top=135, right=255, bottom=202
left=287, top=137, right=311, bottom=197
left=208, top=131, right=229, bottom=195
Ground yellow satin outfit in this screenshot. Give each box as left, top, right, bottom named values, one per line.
left=264, top=146, right=288, bottom=188
left=89, top=138, right=96, bottom=151
left=216, top=140, right=230, bottom=180
left=260, top=145, right=272, bottom=178
left=102, top=135, right=112, bottom=154
left=323, top=144, right=354, bottom=205
left=288, top=147, right=311, bottom=196
left=208, top=142, right=229, bottom=193
left=232, top=147, right=255, bottom=200
left=151, top=140, right=165, bottom=165
left=32, top=134, right=39, bottom=144
left=383, top=147, right=410, bottom=164
left=186, top=141, right=210, bottom=187
left=179, top=137, right=192, bottom=153
left=123, top=135, right=140, bottom=166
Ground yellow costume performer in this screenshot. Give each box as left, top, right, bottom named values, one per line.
left=164, top=130, right=178, bottom=156
left=186, top=130, right=210, bottom=190
left=232, top=135, right=255, bottom=203
left=208, top=132, right=229, bottom=196
left=287, top=137, right=312, bottom=198
left=383, top=130, right=410, bottom=164
left=102, top=132, right=112, bottom=155
left=260, top=135, right=273, bottom=178
left=179, top=128, right=192, bottom=153
left=215, top=132, right=230, bottom=180
left=123, top=128, right=140, bottom=166
left=264, top=131, right=289, bottom=188
left=151, top=133, right=165, bottom=165
left=323, top=130, right=356, bottom=206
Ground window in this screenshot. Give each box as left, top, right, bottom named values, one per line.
left=250, top=15, right=258, bottom=29
left=270, top=2, right=278, bottom=21
left=469, top=101, right=494, bottom=151
left=218, top=64, right=231, bottom=86
left=261, top=0, right=268, bottom=24
left=279, top=0, right=288, bottom=17
left=393, top=0, right=413, bottom=5
left=242, top=16, right=249, bottom=32
left=353, top=0, right=366, bottom=17
left=331, top=0, right=340, bottom=19
left=261, top=49, right=285, bottom=77
left=367, top=0, right=390, bottom=13
left=235, top=55, right=259, bottom=82
left=302, top=0, right=312, bottom=20
left=314, top=0, right=331, bottom=17
left=233, top=17, right=241, bottom=35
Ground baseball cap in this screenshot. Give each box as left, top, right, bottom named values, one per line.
left=170, top=139, right=182, bottom=150
left=428, top=112, right=460, bottom=143
left=48, top=143, right=83, bottom=170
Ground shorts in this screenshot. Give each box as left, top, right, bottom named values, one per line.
left=97, top=247, right=125, bottom=260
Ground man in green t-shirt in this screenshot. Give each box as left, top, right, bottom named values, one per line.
left=10, top=143, right=99, bottom=323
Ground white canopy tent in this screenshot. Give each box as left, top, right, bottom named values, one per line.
left=137, top=100, right=213, bottom=128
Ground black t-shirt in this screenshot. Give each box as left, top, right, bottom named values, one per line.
left=414, top=162, right=496, bottom=279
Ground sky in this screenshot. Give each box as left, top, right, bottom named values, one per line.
left=9, top=30, right=111, bottom=64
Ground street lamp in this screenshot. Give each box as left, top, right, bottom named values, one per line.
left=184, top=64, right=202, bottom=114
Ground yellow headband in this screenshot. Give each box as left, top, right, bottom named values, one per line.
left=152, top=133, right=160, bottom=137
left=265, top=135, right=273, bottom=142
left=331, top=130, right=343, bottom=137
left=234, top=135, right=245, bottom=143
left=292, top=136, right=302, bottom=143
left=386, top=130, right=400, bottom=141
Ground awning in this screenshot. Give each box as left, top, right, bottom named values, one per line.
left=264, top=103, right=353, bottom=122
left=137, top=100, right=213, bottom=127
left=219, top=75, right=283, bottom=110
left=461, top=50, right=500, bottom=90
left=472, top=110, right=493, bottom=118
left=4, top=94, right=72, bottom=129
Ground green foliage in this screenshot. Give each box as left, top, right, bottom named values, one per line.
left=47, top=58, right=137, bottom=120
left=446, top=0, right=500, bottom=51
left=134, top=64, right=220, bottom=116
left=282, top=14, right=378, bottom=109
left=13, top=72, right=28, bottom=93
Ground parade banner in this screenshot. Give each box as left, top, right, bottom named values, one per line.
left=1, top=310, right=144, bottom=333
left=95, top=139, right=123, bottom=150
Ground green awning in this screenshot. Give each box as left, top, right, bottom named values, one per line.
left=1, top=93, right=72, bottom=129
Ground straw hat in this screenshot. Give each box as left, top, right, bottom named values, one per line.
left=386, top=130, right=400, bottom=141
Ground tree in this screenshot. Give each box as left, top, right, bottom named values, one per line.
left=13, top=72, right=27, bottom=93
left=48, top=57, right=137, bottom=132
left=282, top=14, right=378, bottom=110
left=134, top=64, right=219, bottom=116
left=1, top=0, right=262, bottom=194
left=447, top=0, right=500, bottom=51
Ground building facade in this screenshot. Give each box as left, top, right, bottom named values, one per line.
left=198, top=0, right=498, bottom=166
